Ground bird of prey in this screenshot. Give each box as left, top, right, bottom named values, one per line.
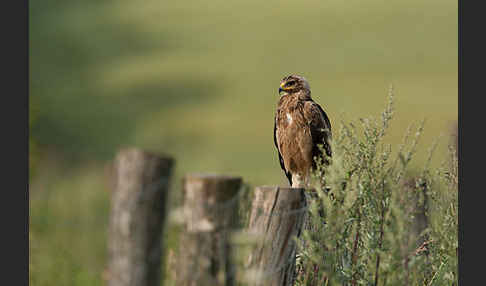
left=273, top=74, right=332, bottom=188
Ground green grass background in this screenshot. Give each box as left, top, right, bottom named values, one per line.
left=29, top=0, right=457, bottom=285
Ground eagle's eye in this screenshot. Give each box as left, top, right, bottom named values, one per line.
left=286, top=81, right=296, bottom=87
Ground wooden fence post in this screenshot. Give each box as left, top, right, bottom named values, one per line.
left=175, top=174, right=243, bottom=286
left=245, top=186, right=307, bottom=286
left=107, top=148, right=174, bottom=286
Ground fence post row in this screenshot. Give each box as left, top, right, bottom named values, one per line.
left=107, top=148, right=174, bottom=286
left=105, top=148, right=309, bottom=286
left=175, top=174, right=242, bottom=286
left=246, top=186, right=307, bottom=286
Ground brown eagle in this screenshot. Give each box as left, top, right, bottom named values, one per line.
left=273, top=75, right=332, bottom=188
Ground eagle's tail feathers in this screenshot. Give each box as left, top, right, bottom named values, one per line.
left=286, top=171, right=293, bottom=187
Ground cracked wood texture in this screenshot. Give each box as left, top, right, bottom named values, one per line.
left=175, top=174, right=242, bottom=286
left=246, top=186, right=307, bottom=286
left=107, top=148, right=174, bottom=286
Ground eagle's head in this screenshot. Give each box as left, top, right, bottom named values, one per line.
left=278, top=74, right=311, bottom=97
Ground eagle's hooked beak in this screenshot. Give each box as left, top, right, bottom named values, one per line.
left=279, top=82, right=286, bottom=95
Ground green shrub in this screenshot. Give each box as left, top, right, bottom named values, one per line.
left=295, top=86, right=458, bottom=286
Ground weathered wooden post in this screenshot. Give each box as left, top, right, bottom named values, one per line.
left=403, top=177, right=429, bottom=243
left=175, top=174, right=243, bottom=286
left=107, top=148, right=174, bottom=286
left=245, top=186, right=307, bottom=286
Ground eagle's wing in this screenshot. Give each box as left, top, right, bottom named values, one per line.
left=305, top=101, right=332, bottom=169
left=274, top=114, right=293, bottom=186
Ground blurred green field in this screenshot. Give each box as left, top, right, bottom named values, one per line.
left=29, top=0, right=457, bottom=285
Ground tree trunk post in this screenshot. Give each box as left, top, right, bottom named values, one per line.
left=245, top=186, right=307, bottom=286
left=175, top=174, right=243, bottom=286
left=107, top=148, right=174, bottom=286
